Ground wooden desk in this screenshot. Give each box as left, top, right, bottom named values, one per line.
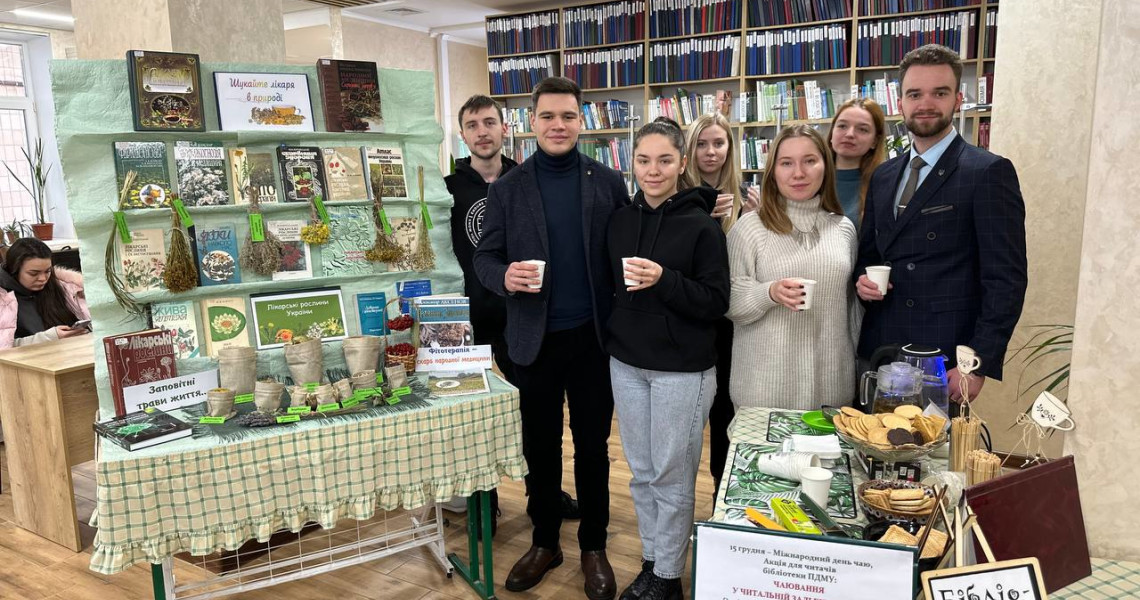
left=0, top=335, right=98, bottom=551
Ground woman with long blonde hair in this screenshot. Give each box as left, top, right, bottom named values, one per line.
left=827, top=98, right=887, bottom=229
left=726, top=125, right=857, bottom=410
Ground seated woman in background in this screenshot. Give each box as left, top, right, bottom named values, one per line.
left=0, top=238, right=89, bottom=348
left=828, top=98, right=887, bottom=230
left=726, top=125, right=857, bottom=410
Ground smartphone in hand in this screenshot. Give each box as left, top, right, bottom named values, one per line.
left=72, top=319, right=92, bottom=331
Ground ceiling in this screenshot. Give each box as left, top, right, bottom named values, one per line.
left=0, top=0, right=73, bottom=29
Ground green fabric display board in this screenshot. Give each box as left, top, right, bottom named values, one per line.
left=50, top=59, right=463, bottom=418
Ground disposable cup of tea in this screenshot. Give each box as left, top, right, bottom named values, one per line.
left=800, top=466, right=834, bottom=509
left=621, top=257, right=640, bottom=287
left=795, top=279, right=818, bottom=310
left=523, top=259, right=546, bottom=289
left=866, top=266, right=891, bottom=295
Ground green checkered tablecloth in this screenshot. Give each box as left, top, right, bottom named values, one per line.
left=89, top=373, right=526, bottom=575
left=1054, top=558, right=1140, bottom=598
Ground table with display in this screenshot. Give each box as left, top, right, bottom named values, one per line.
left=88, top=371, right=526, bottom=600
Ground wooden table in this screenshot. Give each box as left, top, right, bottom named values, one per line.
left=0, top=334, right=98, bottom=551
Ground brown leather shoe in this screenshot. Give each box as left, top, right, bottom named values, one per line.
left=581, top=550, right=617, bottom=600
left=505, top=545, right=563, bottom=592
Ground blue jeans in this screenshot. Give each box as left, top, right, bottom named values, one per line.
left=610, top=357, right=716, bottom=579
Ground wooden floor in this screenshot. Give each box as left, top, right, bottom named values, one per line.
left=0, top=413, right=719, bottom=599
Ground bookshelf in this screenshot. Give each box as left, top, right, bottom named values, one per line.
left=485, top=0, right=1001, bottom=170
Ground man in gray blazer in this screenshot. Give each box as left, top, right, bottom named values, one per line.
left=474, top=76, right=629, bottom=600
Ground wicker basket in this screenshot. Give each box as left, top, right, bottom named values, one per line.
left=835, top=426, right=948, bottom=463
left=857, top=479, right=938, bottom=524
left=384, top=296, right=417, bottom=374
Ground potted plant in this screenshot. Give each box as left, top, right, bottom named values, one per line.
left=3, top=219, right=27, bottom=245
left=3, top=139, right=54, bottom=240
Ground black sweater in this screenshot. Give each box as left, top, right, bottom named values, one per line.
left=605, top=186, right=730, bottom=372
left=534, top=147, right=592, bottom=332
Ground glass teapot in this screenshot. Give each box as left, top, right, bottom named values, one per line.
left=860, top=361, right=924, bottom=414
left=869, top=344, right=951, bottom=417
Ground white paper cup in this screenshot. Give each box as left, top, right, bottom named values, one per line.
left=621, top=257, right=639, bottom=286
left=800, top=466, right=834, bottom=509
left=754, top=452, right=821, bottom=482
left=795, top=279, right=818, bottom=310
left=866, top=266, right=891, bottom=295
left=523, top=259, right=546, bottom=289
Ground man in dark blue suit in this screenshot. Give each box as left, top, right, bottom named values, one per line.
left=474, top=77, right=629, bottom=600
left=856, top=44, right=1027, bottom=404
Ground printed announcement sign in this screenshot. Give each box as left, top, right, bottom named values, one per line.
left=693, top=523, right=916, bottom=600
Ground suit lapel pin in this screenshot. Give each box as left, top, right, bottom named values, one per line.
left=587, top=169, right=592, bottom=176
left=938, top=169, right=945, bottom=176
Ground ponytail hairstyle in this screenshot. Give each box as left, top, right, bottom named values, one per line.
left=2, top=238, right=79, bottom=328
left=634, top=118, right=690, bottom=192
left=684, top=112, right=743, bottom=232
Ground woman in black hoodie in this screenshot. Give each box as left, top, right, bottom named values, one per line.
left=606, top=121, right=729, bottom=600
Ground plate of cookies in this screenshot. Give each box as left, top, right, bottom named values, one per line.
left=858, top=479, right=939, bottom=523
left=832, top=405, right=948, bottom=462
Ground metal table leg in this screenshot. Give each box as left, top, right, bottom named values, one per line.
left=447, top=490, right=496, bottom=600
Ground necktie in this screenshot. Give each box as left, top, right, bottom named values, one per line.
left=896, top=155, right=927, bottom=218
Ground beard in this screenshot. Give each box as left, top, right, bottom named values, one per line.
left=469, top=143, right=502, bottom=160
left=904, top=111, right=953, bottom=138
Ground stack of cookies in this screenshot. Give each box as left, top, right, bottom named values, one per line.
left=878, top=524, right=949, bottom=559
left=833, top=406, right=947, bottom=449
left=861, top=486, right=937, bottom=517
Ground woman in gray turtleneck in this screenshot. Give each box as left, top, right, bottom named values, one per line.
left=725, top=125, right=858, bottom=410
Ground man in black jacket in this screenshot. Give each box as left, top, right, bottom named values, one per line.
left=444, top=94, right=579, bottom=535
left=474, top=78, right=630, bottom=600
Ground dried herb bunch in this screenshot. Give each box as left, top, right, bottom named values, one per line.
left=103, top=170, right=144, bottom=317
left=364, top=180, right=403, bottom=263
left=300, top=197, right=330, bottom=245
left=410, top=166, right=435, bottom=271
left=239, top=173, right=282, bottom=276
left=162, top=199, right=198, bottom=292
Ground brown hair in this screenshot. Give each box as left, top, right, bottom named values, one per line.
left=634, top=120, right=689, bottom=192
left=2, top=237, right=79, bottom=328
left=899, top=44, right=963, bottom=90
left=684, top=112, right=742, bottom=233
left=757, top=125, right=842, bottom=234
left=457, top=94, right=502, bottom=127
left=828, top=98, right=887, bottom=218
left=531, top=76, right=582, bottom=109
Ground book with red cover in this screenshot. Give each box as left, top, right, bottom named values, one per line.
left=965, top=455, right=1091, bottom=593
left=103, top=329, right=179, bottom=417
left=316, top=59, right=383, bottom=133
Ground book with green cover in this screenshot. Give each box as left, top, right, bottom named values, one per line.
left=323, top=205, right=374, bottom=277
left=113, top=141, right=172, bottom=209
left=174, top=141, right=231, bottom=206
left=200, top=297, right=250, bottom=357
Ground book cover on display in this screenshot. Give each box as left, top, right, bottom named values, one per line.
left=277, top=145, right=327, bottom=203
left=414, top=297, right=473, bottom=348
left=113, top=141, right=172, bottom=209
left=249, top=288, right=347, bottom=349
left=94, top=409, right=192, bottom=451
left=426, top=371, right=489, bottom=398
left=174, top=141, right=231, bottom=206
left=395, top=279, right=432, bottom=314
left=213, top=71, right=314, bottom=132
left=323, top=205, right=374, bottom=277
left=125, top=50, right=205, bottom=132
left=195, top=224, right=241, bottom=286
left=386, top=217, right=419, bottom=272
left=103, top=329, right=179, bottom=417
left=116, top=228, right=166, bottom=293
left=316, top=59, right=383, bottom=132
left=364, top=145, right=409, bottom=199
left=266, top=219, right=311, bottom=281
left=355, top=292, right=388, bottom=336
left=200, top=297, right=251, bottom=357
left=149, top=300, right=200, bottom=359
left=323, top=146, right=370, bottom=202
left=228, top=148, right=278, bottom=205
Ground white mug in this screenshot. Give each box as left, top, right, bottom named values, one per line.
left=956, top=345, right=981, bottom=375
left=1030, top=391, right=1075, bottom=431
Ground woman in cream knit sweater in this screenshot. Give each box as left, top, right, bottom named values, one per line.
left=726, top=125, right=858, bottom=410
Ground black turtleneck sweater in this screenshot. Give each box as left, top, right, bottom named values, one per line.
left=534, top=146, right=591, bottom=332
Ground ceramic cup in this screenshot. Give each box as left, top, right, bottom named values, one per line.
left=621, top=257, right=640, bottom=287
left=796, top=279, right=818, bottom=310
left=754, top=451, right=821, bottom=482
left=523, top=259, right=546, bottom=289
left=800, top=466, right=834, bottom=509
left=866, top=266, right=891, bottom=295
left=1030, top=391, right=1075, bottom=431
left=956, top=345, right=982, bottom=375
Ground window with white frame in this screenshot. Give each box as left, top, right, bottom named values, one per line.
left=0, top=36, right=39, bottom=228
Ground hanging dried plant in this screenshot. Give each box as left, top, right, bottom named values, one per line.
left=364, top=178, right=403, bottom=263
left=300, top=196, right=331, bottom=245
left=103, top=170, right=145, bottom=317
left=162, top=201, right=198, bottom=293
left=239, top=182, right=282, bottom=276
left=410, top=166, right=435, bottom=271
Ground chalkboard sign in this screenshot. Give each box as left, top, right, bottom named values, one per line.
left=922, top=557, right=1047, bottom=600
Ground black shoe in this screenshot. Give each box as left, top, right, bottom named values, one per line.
left=560, top=490, right=581, bottom=520
left=619, top=560, right=655, bottom=600
left=641, top=573, right=683, bottom=600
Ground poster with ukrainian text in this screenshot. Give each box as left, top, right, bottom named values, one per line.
left=249, top=287, right=347, bottom=349
left=213, top=71, right=315, bottom=132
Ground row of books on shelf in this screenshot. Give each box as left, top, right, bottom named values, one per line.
left=583, top=100, right=635, bottom=129
left=977, top=72, right=994, bottom=104
left=982, top=8, right=998, bottom=58
left=977, top=121, right=990, bottom=150
left=747, top=0, right=851, bottom=28
left=489, top=54, right=558, bottom=95
left=113, top=141, right=407, bottom=209
left=648, top=0, right=742, bottom=38
left=745, top=80, right=841, bottom=122
left=648, top=90, right=717, bottom=125
left=579, top=138, right=633, bottom=172
left=740, top=135, right=773, bottom=170
left=745, top=25, right=849, bottom=75
left=860, top=0, right=980, bottom=16
left=563, top=1, right=645, bottom=48
left=649, top=35, right=741, bottom=83
left=486, top=11, right=559, bottom=56
left=858, top=78, right=902, bottom=115
left=564, top=45, right=645, bottom=89
left=855, top=12, right=978, bottom=67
